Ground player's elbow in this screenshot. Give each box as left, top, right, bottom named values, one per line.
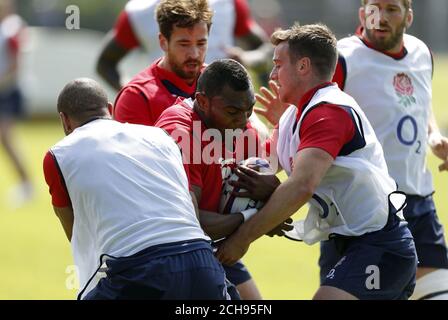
left=292, top=180, right=317, bottom=203
left=96, top=55, right=111, bottom=79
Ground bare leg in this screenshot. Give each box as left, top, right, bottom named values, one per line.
left=416, top=267, right=438, bottom=280
left=313, top=286, right=358, bottom=300
left=0, top=118, right=29, bottom=183
left=411, top=267, right=448, bottom=300
left=236, top=279, right=263, bottom=300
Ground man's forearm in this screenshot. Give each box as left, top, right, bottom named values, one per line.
left=237, top=176, right=312, bottom=243
left=96, top=61, right=122, bottom=91
left=199, top=210, right=244, bottom=240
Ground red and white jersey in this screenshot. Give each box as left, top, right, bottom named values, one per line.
left=114, top=58, right=200, bottom=126
left=277, top=84, right=396, bottom=244
left=115, top=0, right=254, bottom=63
left=0, top=14, right=24, bottom=90
left=155, top=98, right=238, bottom=212
left=43, top=119, right=209, bottom=294
left=335, top=33, right=433, bottom=196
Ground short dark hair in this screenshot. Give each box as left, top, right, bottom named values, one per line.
left=57, top=78, right=109, bottom=122
left=156, top=0, right=213, bottom=40
left=271, top=23, right=338, bottom=80
left=197, top=59, right=253, bottom=98
left=361, top=0, right=412, bottom=10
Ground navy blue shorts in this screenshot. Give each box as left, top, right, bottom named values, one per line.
left=320, top=195, right=448, bottom=282
left=320, top=214, right=417, bottom=300
left=0, top=88, right=24, bottom=119
left=223, top=260, right=252, bottom=286
left=83, top=240, right=232, bottom=300
left=402, top=195, right=448, bottom=268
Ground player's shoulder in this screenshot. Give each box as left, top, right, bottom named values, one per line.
left=124, top=0, right=158, bottom=14
left=403, top=34, right=431, bottom=56
left=157, top=100, right=196, bottom=127
left=337, top=35, right=364, bottom=55
left=120, top=63, right=161, bottom=97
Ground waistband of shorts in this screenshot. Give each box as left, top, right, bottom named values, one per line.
left=104, top=239, right=212, bottom=268
left=329, top=206, right=408, bottom=254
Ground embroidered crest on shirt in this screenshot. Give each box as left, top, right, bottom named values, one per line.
left=393, top=73, right=416, bottom=107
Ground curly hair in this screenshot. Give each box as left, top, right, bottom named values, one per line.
left=156, top=0, right=213, bottom=40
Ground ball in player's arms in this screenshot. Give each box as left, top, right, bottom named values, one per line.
left=220, top=157, right=274, bottom=219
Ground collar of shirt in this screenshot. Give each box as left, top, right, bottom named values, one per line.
left=154, top=61, right=200, bottom=97
left=295, top=82, right=335, bottom=121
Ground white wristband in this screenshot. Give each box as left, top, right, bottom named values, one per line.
left=241, top=208, right=258, bottom=221
left=428, top=132, right=443, bottom=147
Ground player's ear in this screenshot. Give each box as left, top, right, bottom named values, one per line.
left=297, top=57, right=311, bottom=75
left=405, top=8, right=414, bottom=29
left=159, top=33, right=168, bottom=52
left=107, top=102, right=113, bottom=116
left=59, top=112, right=72, bottom=135
left=195, top=92, right=209, bottom=112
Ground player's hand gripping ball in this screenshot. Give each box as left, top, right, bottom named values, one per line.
left=219, top=157, right=274, bottom=214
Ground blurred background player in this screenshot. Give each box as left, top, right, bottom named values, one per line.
left=322, top=0, right=448, bottom=300
left=43, top=78, right=231, bottom=300
left=96, top=0, right=272, bottom=92
left=0, top=0, right=32, bottom=206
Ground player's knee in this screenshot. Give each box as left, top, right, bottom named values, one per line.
left=411, top=268, right=448, bottom=300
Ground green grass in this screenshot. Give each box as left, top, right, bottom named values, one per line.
left=0, top=56, right=447, bottom=300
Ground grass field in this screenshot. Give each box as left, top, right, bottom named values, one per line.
left=0, top=56, right=447, bottom=300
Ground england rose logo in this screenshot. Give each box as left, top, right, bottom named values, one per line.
left=393, top=73, right=416, bottom=107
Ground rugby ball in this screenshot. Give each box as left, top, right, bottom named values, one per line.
left=219, top=157, right=274, bottom=214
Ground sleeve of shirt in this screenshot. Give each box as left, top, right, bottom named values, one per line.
left=332, top=55, right=347, bottom=90
left=233, top=0, right=255, bottom=37
left=298, top=104, right=355, bottom=159
left=113, top=11, right=140, bottom=50
left=155, top=108, right=203, bottom=190
left=114, top=87, right=153, bottom=125
left=43, top=151, right=71, bottom=207
left=8, top=35, right=20, bottom=57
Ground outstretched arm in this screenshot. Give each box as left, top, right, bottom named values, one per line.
left=96, top=31, right=130, bottom=91
left=226, top=24, right=273, bottom=68
left=216, top=148, right=334, bottom=265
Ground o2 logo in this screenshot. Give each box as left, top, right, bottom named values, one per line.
left=397, top=115, right=421, bottom=154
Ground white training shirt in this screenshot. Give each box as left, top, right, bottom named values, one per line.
left=277, top=85, right=397, bottom=244
left=338, top=34, right=433, bottom=196
left=50, top=119, right=209, bottom=294
left=125, top=0, right=237, bottom=63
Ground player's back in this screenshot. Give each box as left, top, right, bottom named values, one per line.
left=51, top=119, right=207, bottom=259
